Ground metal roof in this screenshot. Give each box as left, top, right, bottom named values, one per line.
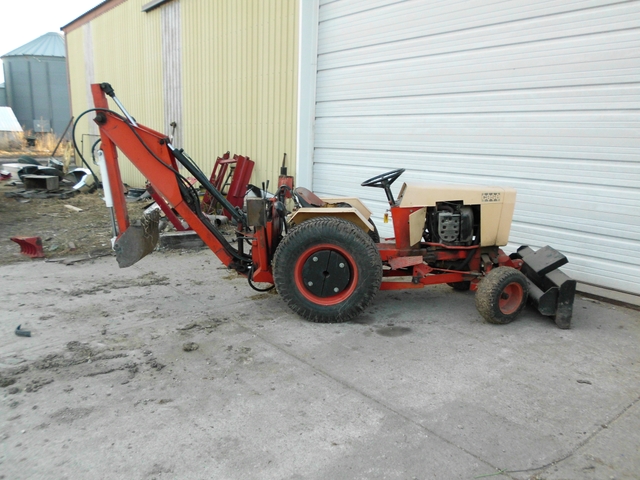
left=0, top=107, right=22, bottom=132
left=2, top=32, right=66, bottom=58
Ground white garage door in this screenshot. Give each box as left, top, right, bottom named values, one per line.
left=310, top=0, right=640, bottom=295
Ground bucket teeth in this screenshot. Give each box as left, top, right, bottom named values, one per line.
left=515, top=245, right=576, bottom=329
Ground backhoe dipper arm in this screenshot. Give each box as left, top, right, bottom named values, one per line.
left=90, top=83, right=250, bottom=271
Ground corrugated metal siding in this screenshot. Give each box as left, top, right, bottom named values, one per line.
left=66, top=1, right=164, bottom=187
left=66, top=0, right=299, bottom=190
left=91, top=0, right=164, bottom=186
left=312, top=0, right=640, bottom=295
left=181, top=0, right=299, bottom=188
left=0, top=56, right=70, bottom=135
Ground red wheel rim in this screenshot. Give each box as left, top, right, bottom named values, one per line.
left=499, top=282, right=524, bottom=315
left=293, top=243, right=358, bottom=306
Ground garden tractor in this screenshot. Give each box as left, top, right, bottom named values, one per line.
left=82, top=83, right=576, bottom=329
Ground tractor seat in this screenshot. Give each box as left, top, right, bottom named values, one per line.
left=294, top=187, right=325, bottom=208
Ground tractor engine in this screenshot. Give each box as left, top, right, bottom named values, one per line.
left=426, top=202, right=476, bottom=246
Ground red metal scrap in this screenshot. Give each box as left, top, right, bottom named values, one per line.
left=10, top=236, right=45, bottom=258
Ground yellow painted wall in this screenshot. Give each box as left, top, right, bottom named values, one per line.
left=65, top=0, right=299, bottom=189
left=66, top=0, right=164, bottom=187
left=181, top=0, right=299, bottom=189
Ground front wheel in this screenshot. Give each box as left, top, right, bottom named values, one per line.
left=273, top=217, right=382, bottom=323
left=475, top=267, right=529, bottom=324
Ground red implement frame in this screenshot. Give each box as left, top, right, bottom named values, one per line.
left=200, top=153, right=255, bottom=219
left=224, top=154, right=254, bottom=219
left=201, top=152, right=233, bottom=213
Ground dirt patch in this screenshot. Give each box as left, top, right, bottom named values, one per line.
left=0, top=181, right=148, bottom=265
left=67, top=271, right=170, bottom=296
left=0, top=339, right=150, bottom=396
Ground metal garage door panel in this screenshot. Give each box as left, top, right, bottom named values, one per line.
left=317, top=85, right=640, bottom=116
left=312, top=0, right=640, bottom=295
left=319, top=1, right=636, bottom=66
left=317, top=34, right=640, bottom=100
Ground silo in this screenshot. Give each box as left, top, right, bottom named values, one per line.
left=1, top=32, right=71, bottom=137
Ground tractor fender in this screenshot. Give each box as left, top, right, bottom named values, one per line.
left=289, top=207, right=374, bottom=234
left=320, top=197, right=372, bottom=217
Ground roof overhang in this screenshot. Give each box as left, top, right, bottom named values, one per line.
left=61, top=0, right=128, bottom=34
left=141, top=0, right=173, bottom=12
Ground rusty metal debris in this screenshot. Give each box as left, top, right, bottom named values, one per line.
left=10, top=236, right=45, bottom=258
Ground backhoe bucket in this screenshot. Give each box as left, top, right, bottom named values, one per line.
left=114, top=210, right=160, bottom=268
left=514, top=245, right=576, bottom=329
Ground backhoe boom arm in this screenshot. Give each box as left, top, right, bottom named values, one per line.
left=91, top=83, right=251, bottom=271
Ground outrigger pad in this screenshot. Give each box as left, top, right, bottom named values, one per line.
left=114, top=210, right=160, bottom=268
left=514, top=245, right=576, bottom=329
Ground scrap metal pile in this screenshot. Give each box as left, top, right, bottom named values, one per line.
left=1, top=155, right=96, bottom=199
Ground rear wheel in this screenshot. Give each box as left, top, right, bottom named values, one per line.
left=273, top=217, right=382, bottom=323
left=475, top=267, right=528, bottom=324
left=368, top=218, right=380, bottom=243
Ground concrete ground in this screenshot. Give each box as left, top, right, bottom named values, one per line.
left=1, top=249, right=639, bottom=480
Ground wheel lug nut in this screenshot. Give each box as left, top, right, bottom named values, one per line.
left=339, top=263, right=345, bottom=268
left=312, top=257, right=318, bottom=262
left=333, top=287, right=339, bottom=293
left=308, top=281, right=313, bottom=287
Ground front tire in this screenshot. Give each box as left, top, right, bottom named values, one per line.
left=475, top=267, right=529, bottom=324
left=273, top=217, right=382, bottom=323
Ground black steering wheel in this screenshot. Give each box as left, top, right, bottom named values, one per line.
left=361, top=168, right=405, bottom=205
left=361, top=168, right=405, bottom=188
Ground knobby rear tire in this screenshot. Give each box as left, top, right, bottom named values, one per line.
left=273, top=217, right=382, bottom=323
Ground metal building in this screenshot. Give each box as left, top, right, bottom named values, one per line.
left=63, top=0, right=299, bottom=190
left=1, top=32, right=71, bottom=136
left=297, top=0, right=640, bottom=298
left=64, top=0, right=639, bottom=299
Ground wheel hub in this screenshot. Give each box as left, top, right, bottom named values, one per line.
left=499, top=282, right=524, bottom=314
left=301, top=250, right=351, bottom=297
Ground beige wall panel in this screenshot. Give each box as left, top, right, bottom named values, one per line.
left=66, top=0, right=165, bottom=187
left=67, top=0, right=298, bottom=189
left=91, top=0, right=164, bottom=187
left=182, top=0, right=299, bottom=189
